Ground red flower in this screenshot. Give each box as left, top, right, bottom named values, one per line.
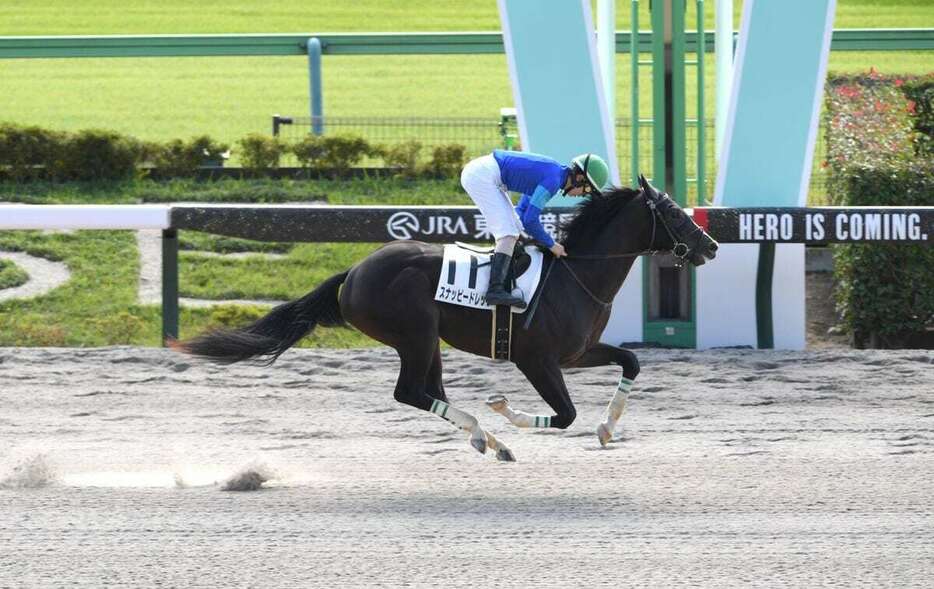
left=837, top=85, right=861, bottom=98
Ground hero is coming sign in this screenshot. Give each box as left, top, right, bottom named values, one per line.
left=693, top=208, right=933, bottom=244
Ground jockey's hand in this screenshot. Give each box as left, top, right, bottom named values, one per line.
left=550, top=243, right=567, bottom=258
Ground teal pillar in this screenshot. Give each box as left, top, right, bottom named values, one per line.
left=307, top=37, right=323, bottom=135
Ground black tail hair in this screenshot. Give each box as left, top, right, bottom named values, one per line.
left=171, top=271, right=348, bottom=365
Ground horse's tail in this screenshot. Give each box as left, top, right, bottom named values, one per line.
left=170, top=271, right=349, bottom=365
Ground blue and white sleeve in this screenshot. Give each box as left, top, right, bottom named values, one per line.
left=518, top=186, right=555, bottom=247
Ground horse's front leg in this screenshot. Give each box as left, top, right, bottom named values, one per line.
left=488, top=357, right=577, bottom=430
left=566, top=343, right=640, bottom=447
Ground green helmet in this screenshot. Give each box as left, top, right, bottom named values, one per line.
left=570, top=153, right=610, bottom=194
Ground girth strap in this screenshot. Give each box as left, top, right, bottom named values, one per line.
left=491, top=304, right=513, bottom=360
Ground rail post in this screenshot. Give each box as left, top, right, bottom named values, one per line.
left=307, top=37, right=324, bottom=135
left=161, top=229, right=179, bottom=345
left=696, top=0, right=706, bottom=204
left=631, top=0, right=640, bottom=185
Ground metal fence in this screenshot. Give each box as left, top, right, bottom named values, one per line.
left=271, top=114, right=828, bottom=202
left=272, top=115, right=509, bottom=166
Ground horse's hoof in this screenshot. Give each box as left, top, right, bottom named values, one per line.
left=486, top=394, right=508, bottom=412
left=495, top=447, right=517, bottom=462
left=469, top=430, right=488, bottom=454
left=596, top=423, right=613, bottom=447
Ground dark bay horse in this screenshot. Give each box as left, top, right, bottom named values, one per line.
left=172, top=175, right=718, bottom=460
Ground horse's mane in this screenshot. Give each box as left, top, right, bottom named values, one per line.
left=560, top=186, right=642, bottom=250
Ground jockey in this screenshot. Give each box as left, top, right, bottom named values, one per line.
left=460, top=150, right=610, bottom=308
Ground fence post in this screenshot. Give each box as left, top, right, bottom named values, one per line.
left=307, top=37, right=324, bottom=135
left=630, top=0, right=640, bottom=185
left=696, top=0, right=706, bottom=204
left=161, top=229, right=179, bottom=345
left=755, top=242, right=775, bottom=349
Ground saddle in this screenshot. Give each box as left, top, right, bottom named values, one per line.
left=453, top=239, right=534, bottom=284
left=452, top=238, right=539, bottom=362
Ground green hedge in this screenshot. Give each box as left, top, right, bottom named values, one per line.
left=826, top=71, right=933, bottom=348
left=900, top=74, right=934, bottom=157
left=832, top=162, right=933, bottom=348
left=0, top=122, right=471, bottom=181
left=236, top=133, right=284, bottom=171
left=153, top=135, right=230, bottom=177
left=824, top=72, right=915, bottom=201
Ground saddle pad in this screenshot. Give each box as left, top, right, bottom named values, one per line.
left=435, top=244, right=544, bottom=313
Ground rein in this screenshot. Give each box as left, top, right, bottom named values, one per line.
left=558, top=258, right=613, bottom=308
left=522, top=191, right=696, bottom=327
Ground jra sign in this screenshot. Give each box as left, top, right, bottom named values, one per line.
left=170, top=205, right=934, bottom=245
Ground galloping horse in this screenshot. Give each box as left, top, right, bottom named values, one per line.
left=172, top=176, right=718, bottom=460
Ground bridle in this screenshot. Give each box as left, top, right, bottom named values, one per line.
left=563, top=187, right=700, bottom=264
left=525, top=188, right=703, bottom=318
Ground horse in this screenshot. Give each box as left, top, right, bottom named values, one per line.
left=171, top=175, right=719, bottom=461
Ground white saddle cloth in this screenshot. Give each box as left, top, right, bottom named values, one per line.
left=434, top=244, right=544, bottom=313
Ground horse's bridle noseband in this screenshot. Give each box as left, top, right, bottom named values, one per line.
left=644, top=191, right=702, bottom=267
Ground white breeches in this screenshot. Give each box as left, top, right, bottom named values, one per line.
left=461, top=154, right=523, bottom=241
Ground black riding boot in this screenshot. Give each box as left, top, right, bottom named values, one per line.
left=486, top=252, right=526, bottom=309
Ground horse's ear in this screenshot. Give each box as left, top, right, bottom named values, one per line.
left=638, top=174, right=653, bottom=196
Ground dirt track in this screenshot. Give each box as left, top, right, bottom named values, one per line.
left=1, top=346, right=932, bottom=587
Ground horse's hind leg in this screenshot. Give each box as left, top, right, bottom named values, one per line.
left=425, top=345, right=448, bottom=403
left=567, top=344, right=640, bottom=447
left=393, top=327, right=514, bottom=459
left=421, top=342, right=515, bottom=461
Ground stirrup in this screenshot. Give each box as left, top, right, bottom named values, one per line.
left=486, top=288, right=526, bottom=309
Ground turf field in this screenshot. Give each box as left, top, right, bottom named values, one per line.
left=0, top=0, right=930, bottom=144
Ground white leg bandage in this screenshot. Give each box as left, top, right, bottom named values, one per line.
left=429, top=399, right=478, bottom=432
left=487, top=395, right=552, bottom=428
left=597, top=376, right=634, bottom=447
left=603, top=376, right=633, bottom=427
left=500, top=405, right=551, bottom=428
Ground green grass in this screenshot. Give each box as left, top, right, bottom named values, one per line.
left=2, top=1, right=931, bottom=34
left=0, top=178, right=468, bottom=347
left=0, top=258, right=29, bottom=289
left=0, top=176, right=470, bottom=205
left=0, top=1, right=930, bottom=148
left=0, top=223, right=382, bottom=348
left=0, top=229, right=146, bottom=346
left=181, top=242, right=380, bottom=300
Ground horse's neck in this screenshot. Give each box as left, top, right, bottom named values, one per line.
left=570, top=201, right=651, bottom=303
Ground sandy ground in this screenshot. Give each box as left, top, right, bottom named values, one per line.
left=1, top=346, right=932, bottom=588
